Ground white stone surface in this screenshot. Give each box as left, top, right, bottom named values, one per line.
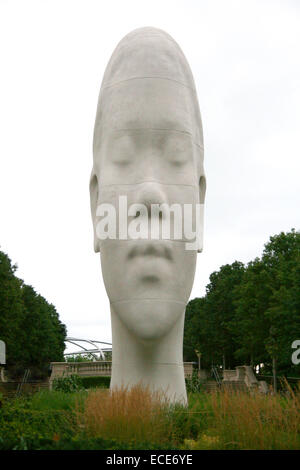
left=90, top=27, right=205, bottom=404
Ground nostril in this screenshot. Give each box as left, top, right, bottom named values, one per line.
left=136, top=183, right=168, bottom=209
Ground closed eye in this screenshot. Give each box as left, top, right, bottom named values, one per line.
left=171, top=159, right=186, bottom=167
left=113, top=158, right=131, bottom=166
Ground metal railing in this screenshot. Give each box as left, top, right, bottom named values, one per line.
left=211, top=366, right=222, bottom=386
left=16, top=369, right=30, bottom=397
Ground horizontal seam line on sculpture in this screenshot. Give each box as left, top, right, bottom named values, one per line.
left=110, top=299, right=186, bottom=304
left=108, top=128, right=203, bottom=148
left=99, top=181, right=198, bottom=188
left=102, top=76, right=196, bottom=91
left=114, top=33, right=182, bottom=53
left=100, top=239, right=196, bottom=244
left=112, top=362, right=185, bottom=366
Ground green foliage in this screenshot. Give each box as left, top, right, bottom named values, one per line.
left=30, top=389, right=86, bottom=411
left=230, top=258, right=271, bottom=365
left=183, top=297, right=206, bottom=362
left=1, top=387, right=299, bottom=450
left=0, top=435, right=173, bottom=451
left=184, top=229, right=300, bottom=376
left=81, top=375, right=111, bottom=389
left=0, top=390, right=174, bottom=450
left=0, top=251, right=26, bottom=369
left=0, top=248, right=66, bottom=377
left=66, top=351, right=112, bottom=362
left=52, top=374, right=111, bottom=393
left=66, top=353, right=98, bottom=362
left=262, top=230, right=300, bottom=375
left=0, top=396, right=76, bottom=449
left=21, top=285, right=66, bottom=374
left=184, top=261, right=245, bottom=368
left=185, top=371, right=203, bottom=394
left=52, top=374, right=84, bottom=393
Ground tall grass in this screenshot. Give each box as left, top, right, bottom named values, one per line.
left=77, top=383, right=300, bottom=449
left=3, top=384, right=299, bottom=449
left=78, top=385, right=174, bottom=447
left=185, top=382, right=300, bottom=450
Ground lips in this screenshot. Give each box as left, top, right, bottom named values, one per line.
left=128, top=242, right=173, bottom=261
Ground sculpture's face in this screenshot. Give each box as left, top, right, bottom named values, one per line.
left=90, top=29, right=205, bottom=340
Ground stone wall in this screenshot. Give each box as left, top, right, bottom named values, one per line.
left=223, top=365, right=269, bottom=393
left=50, top=361, right=195, bottom=388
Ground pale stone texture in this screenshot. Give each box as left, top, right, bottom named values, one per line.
left=90, top=27, right=205, bottom=404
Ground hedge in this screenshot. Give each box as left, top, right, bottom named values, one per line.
left=0, top=403, right=75, bottom=449
left=81, top=376, right=111, bottom=389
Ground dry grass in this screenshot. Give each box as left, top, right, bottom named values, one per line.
left=186, top=380, right=300, bottom=450
left=78, top=384, right=173, bottom=447
left=76, top=382, right=300, bottom=449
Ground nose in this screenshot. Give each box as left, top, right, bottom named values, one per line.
left=132, top=183, right=171, bottom=241
left=135, top=183, right=167, bottom=211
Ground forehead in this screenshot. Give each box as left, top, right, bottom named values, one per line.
left=101, top=30, right=195, bottom=88
left=93, top=28, right=204, bottom=182
left=94, top=78, right=202, bottom=152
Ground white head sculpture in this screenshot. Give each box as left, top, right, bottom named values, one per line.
left=90, top=27, right=205, bottom=404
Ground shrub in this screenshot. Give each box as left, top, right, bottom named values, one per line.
left=1, top=383, right=299, bottom=450
left=81, top=376, right=110, bottom=389
left=30, top=390, right=86, bottom=411
left=185, top=371, right=203, bottom=393
left=52, top=374, right=83, bottom=393
left=0, top=398, right=76, bottom=449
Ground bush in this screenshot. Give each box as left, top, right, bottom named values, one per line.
left=81, top=376, right=111, bottom=389
left=185, top=371, right=203, bottom=393
left=0, top=398, right=76, bottom=449
left=0, top=435, right=173, bottom=451
left=1, top=384, right=300, bottom=450
left=52, top=374, right=83, bottom=393
left=30, top=390, right=86, bottom=412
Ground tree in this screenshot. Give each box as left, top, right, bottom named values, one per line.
left=230, top=258, right=271, bottom=367
left=262, top=230, right=300, bottom=380
left=184, top=229, right=300, bottom=383
left=184, top=261, right=245, bottom=369
left=204, top=261, right=245, bottom=369
left=0, top=251, right=26, bottom=368
left=184, top=297, right=207, bottom=363
left=21, top=285, right=66, bottom=375
left=0, top=248, right=67, bottom=377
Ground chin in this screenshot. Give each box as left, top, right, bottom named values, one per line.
left=111, top=298, right=186, bottom=341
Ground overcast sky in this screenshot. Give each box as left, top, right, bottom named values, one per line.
left=0, top=0, right=299, bottom=352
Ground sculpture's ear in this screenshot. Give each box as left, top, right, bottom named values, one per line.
left=89, top=170, right=100, bottom=253
left=197, top=174, right=206, bottom=253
